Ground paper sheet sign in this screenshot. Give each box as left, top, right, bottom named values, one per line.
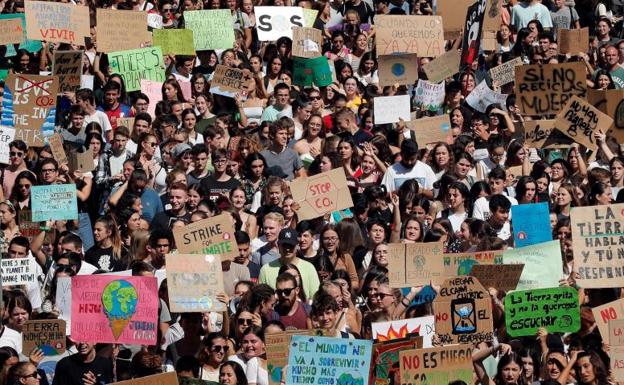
left=371, top=315, right=435, bottom=347
left=166, top=254, right=225, bottom=313
left=266, top=330, right=324, bottom=385
left=209, top=64, right=253, bottom=99
left=406, top=114, right=451, bottom=145
left=554, top=95, right=612, bottom=151
left=469, top=264, right=524, bottom=292
left=375, top=15, right=444, bottom=57
left=291, top=26, right=322, bottom=58
left=22, top=320, right=66, bottom=356
left=422, top=49, right=461, bottom=84
left=503, top=240, right=563, bottom=290
left=399, top=345, right=473, bottom=385
left=289, top=168, right=354, bottom=221
left=489, top=57, right=523, bottom=86
left=31, top=184, right=78, bottom=222
left=613, top=347, right=624, bottom=382
left=18, top=210, right=42, bottom=244
left=53, top=50, right=82, bottom=93
left=0, top=126, right=16, bottom=164
left=558, top=28, right=589, bottom=55
left=173, top=214, right=238, bottom=260
left=609, top=319, right=624, bottom=347
left=443, top=250, right=504, bottom=277
left=413, top=79, right=445, bottom=112
left=374, top=94, right=412, bottom=124
left=255, top=6, right=304, bottom=41
left=1, top=258, right=37, bottom=286
left=0, top=18, right=24, bottom=45
left=378, top=54, right=419, bottom=86
left=184, top=9, right=234, bottom=50
left=593, top=298, right=624, bottom=344
left=465, top=81, right=508, bottom=113
left=96, top=9, right=151, bottom=53
left=511, top=202, right=552, bottom=247
left=68, top=148, right=95, bottom=173
left=25, top=1, right=89, bottom=44
left=388, top=242, right=446, bottom=287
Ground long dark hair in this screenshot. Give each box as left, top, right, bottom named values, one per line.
left=220, top=361, right=248, bottom=385
left=493, top=352, right=525, bottom=385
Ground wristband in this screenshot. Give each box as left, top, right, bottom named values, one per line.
left=39, top=226, right=50, bottom=231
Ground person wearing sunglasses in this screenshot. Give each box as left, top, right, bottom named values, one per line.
left=6, top=362, right=41, bottom=385
left=197, top=332, right=229, bottom=382
left=228, top=325, right=268, bottom=385
left=269, top=272, right=311, bottom=330
left=1, top=140, right=29, bottom=202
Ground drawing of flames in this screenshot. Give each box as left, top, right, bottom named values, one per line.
left=376, top=323, right=421, bottom=342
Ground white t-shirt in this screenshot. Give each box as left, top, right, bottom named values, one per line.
left=0, top=326, right=22, bottom=351
left=472, top=195, right=518, bottom=221
left=85, top=110, right=113, bottom=136
left=228, top=355, right=268, bottom=385
left=381, top=160, right=436, bottom=193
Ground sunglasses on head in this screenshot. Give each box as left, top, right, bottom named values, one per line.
left=276, top=288, right=295, bottom=297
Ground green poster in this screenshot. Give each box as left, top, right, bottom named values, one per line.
left=505, top=286, right=580, bottom=337
left=303, top=9, right=318, bottom=28
left=184, top=10, right=234, bottom=51
left=503, top=240, right=563, bottom=290
left=108, top=47, right=165, bottom=92
left=152, top=29, right=195, bottom=56
left=293, top=56, right=332, bottom=87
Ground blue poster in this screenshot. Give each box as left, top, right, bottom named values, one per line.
left=286, top=335, right=372, bottom=385
left=511, top=202, right=552, bottom=248
left=31, top=184, right=78, bottom=222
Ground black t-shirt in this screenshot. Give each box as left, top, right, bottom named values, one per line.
left=151, top=210, right=192, bottom=231
left=52, top=354, right=113, bottom=385
left=343, top=1, right=374, bottom=24
left=200, top=176, right=241, bottom=202
left=84, top=245, right=126, bottom=272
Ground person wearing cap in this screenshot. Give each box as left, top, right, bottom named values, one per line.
left=258, top=228, right=320, bottom=301
left=381, top=139, right=435, bottom=198
left=170, top=142, right=193, bottom=173
left=200, top=148, right=241, bottom=203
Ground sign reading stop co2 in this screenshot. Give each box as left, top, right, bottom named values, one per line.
left=289, top=168, right=353, bottom=221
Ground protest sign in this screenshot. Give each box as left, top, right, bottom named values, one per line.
left=71, top=275, right=158, bottom=345
left=291, top=27, right=322, bottom=58
left=286, top=335, right=372, bottom=385
left=388, top=242, right=446, bottom=288
left=515, top=62, right=587, bottom=115
left=422, top=49, right=461, bottom=84
left=117, top=117, right=135, bottom=135
left=31, top=185, right=77, bottom=222
left=378, top=54, right=419, bottom=86
left=255, top=6, right=304, bottom=41
left=140, top=79, right=163, bottom=117
left=503, top=240, right=563, bottom=290
left=0, top=18, right=23, bottom=45
left=18, top=210, right=41, bottom=244
left=610, top=319, right=624, bottom=347
left=593, top=298, right=624, bottom=343
left=554, top=95, right=612, bottom=151
left=399, top=345, right=473, bottom=385
left=178, top=378, right=218, bottom=385
left=483, top=0, right=502, bottom=32
left=22, top=320, right=66, bottom=355
left=372, top=338, right=421, bottom=385
left=111, top=372, right=178, bottom=385
left=56, top=277, right=72, bottom=333
left=184, top=10, right=234, bottom=50
left=375, top=15, right=444, bottom=57
left=0, top=126, right=16, bottom=164
left=48, top=134, right=67, bottom=165
left=437, top=0, right=474, bottom=38
left=465, top=81, right=508, bottom=113
left=1, top=74, right=58, bottom=147
left=374, top=94, right=411, bottom=124
left=289, top=168, right=353, bottom=221
left=405, top=114, right=451, bottom=145
left=293, top=56, right=333, bottom=87
left=571, top=203, right=624, bottom=288
left=489, top=57, right=523, bottom=86
left=432, top=276, right=494, bottom=345
left=266, top=330, right=324, bottom=385
left=511, top=202, right=552, bottom=247
left=524, top=120, right=556, bottom=148
left=147, top=13, right=163, bottom=29
left=209, top=64, right=254, bottom=99
left=469, top=264, right=524, bottom=292
left=558, top=28, right=589, bottom=55
left=1, top=258, right=37, bottom=286
left=53, top=50, right=82, bottom=93
left=413, top=79, right=445, bottom=112
left=0, top=14, right=41, bottom=57
left=505, top=287, right=580, bottom=337
left=166, top=254, right=225, bottom=312
left=371, top=315, right=435, bottom=347
left=613, top=347, right=624, bottom=382
left=152, top=29, right=195, bottom=56
left=68, top=148, right=95, bottom=173
left=443, top=250, right=504, bottom=277
left=96, top=9, right=150, bottom=53
left=108, top=47, right=165, bottom=92
left=173, top=214, right=238, bottom=260
left=25, top=1, right=89, bottom=44
left=587, top=88, right=624, bottom=143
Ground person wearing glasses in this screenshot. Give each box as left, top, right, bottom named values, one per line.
left=200, top=149, right=241, bottom=203
left=6, top=362, right=42, bottom=385
left=1, top=140, right=29, bottom=201
left=196, top=332, right=229, bottom=381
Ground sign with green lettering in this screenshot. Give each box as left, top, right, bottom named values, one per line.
left=172, top=214, right=237, bottom=261
left=108, top=47, right=165, bottom=92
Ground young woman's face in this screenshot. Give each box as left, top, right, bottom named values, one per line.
left=183, top=113, right=196, bottom=130
left=9, top=305, right=29, bottom=328
left=596, top=185, right=613, bottom=205
left=362, top=59, right=375, bottom=73
left=521, top=356, right=534, bottom=379
left=242, top=333, right=265, bottom=359
left=164, top=84, right=177, bottom=100
left=270, top=58, right=282, bottom=74
left=341, top=66, right=352, bottom=79
left=344, top=78, right=357, bottom=95
left=373, top=244, right=389, bottom=267
left=356, top=34, right=368, bottom=50
left=455, top=157, right=472, bottom=177
left=556, top=187, right=572, bottom=206
left=500, top=361, right=522, bottom=385
left=404, top=219, right=421, bottom=241
left=16, top=177, right=32, bottom=199
left=522, top=182, right=537, bottom=202
left=338, top=142, right=353, bottom=160
left=451, top=109, right=464, bottom=126
left=598, top=74, right=611, bottom=89
left=282, top=198, right=295, bottom=218
left=576, top=357, right=596, bottom=384
left=361, top=155, right=375, bottom=174
left=250, top=159, right=264, bottom=178
left=459, top=222, right=470, bottom=240
left=93, top=221, right=112, bottom=242
left=320, top=156, right=333, bottom=172
left=447, top=188, right=464, bottom=210
left=368, top=224, right=385, bottom=244
left=322, top=229, right=339, bottom=253
left=268, top=185, right=283, bottom=205
left=219, top=365, right=237, bottom=385
left=536, top=177, right=548, bottom=193
left=231, top=189, right=246, bottom=209
left=500, top=25, right=510, bottom=39
left=434, top=145, right=450, bottom=167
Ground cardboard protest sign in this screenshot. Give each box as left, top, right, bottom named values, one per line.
left=48, top=134, right=67, bottom=165
left=31, top=184, right=77, bottom=222
left=0, top=126, right=16, bottom=164
left=166, top=254, right=225, bottom=312
left=469, top=264, right=524, bottom=292
left=554, top=95, right=612, bottom=151
left=0, top=18, right=24, bottom=45
left=22, top=320, right=66, bottom=355
left=289, top=168, right=354, bottom=221
left=111, top=372, right=178, bottom=385
left=53, top=50, right=82, bottom=93
left=371, top=315, right=435, bottom=347
left=96, top=9, right=150, bottom=53
left=18, top=210, right=41, bottom=244
left=413, top=79, right=445, bottom=112
left=505, top=287, right=580, bottom=337
left=399, top=345, right=473, bottom=385
left=1, top=74, right=58, bottom=147
left=571, top=203, right=624, bottom=288
left=68, top=148, right=95, bottom=173
left=209, top=64, right=254, bottom=99
left=291, top=26, right=322, bottom=58
left=117, top=117, right=135, bottom=135
left=255, top=6, right=304, bottom=41
left=443, top=250, right=504, bottom=277
left=610, top=319, right=624, bottom=347
left=152, top=29, right=195, bottom=56
left=372, top=338, right=421, bottom=385
left=515, top=62, right=587, bottom=115
left=378, top=54, right=419, bottom=86
left=432, top=276, right=493, bottom=345
left=140, top=79, right=163, bottom=117
left=286, top=335, right=372, bottom=385
left=511, top=202, right=552, bottom=247
left=293, top=56, right=333, bottom=87
left=592, top=298, right=624, bottom=343
left=489, top=57, right=523, bottom=86
left=25, top=1, right=89, bottom=44
left=108, top=47, right=165, bottom=92
left=503, top=240, right=563, bottom=290
left=375, top=15, right=444, bottom=57
left=524, top=119, right=556, bottom=148
left=184, top=10, right=234, bottom=50
left=613, top=347, right=624, bottom=382
left=388, top=242, right=445, bottom=288
left=558, top=28, right=589, bottom=55
left=71, top=275, right=158, bottom=345
left=465, top=81, right=508, bottom=113
left=587, top=88, right=624, bottom=143
left=405, top=114, right=451, bottom=145
left=0, top=13, right=42, bottom=57
left=374, top=94, right=411, bottom=124
left=173, top=214, right=238, bottom=260
left=266, top=330, right=324, bottom=385
left=1, top=258, right=37, bottom=286
left=437, top=0, right=474, bottom=38
left=422, top=49, right=461, bottom=84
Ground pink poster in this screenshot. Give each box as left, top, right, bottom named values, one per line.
left=179, top=80, right=192, bottom=102
left=71, top=275, right=158, bottom=345
left=140, top=79, right=163, bottom=118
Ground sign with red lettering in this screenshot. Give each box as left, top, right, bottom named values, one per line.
left=172, top=214, right=238, bottom=261
left=399, top=345, right=473, bottom=385
left=289, top=168, right=353, bottom=221
left=166, top=254, right=225, bottom=313
left=609, top=319, right=624, bottom=347
left=613, top=346, right=624, bottom=382
left=25, top=1, right=89, bottom=44
left=592, top=298, right=624, bottom=344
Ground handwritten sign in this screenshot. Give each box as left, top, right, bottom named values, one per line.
left=25, top=1, right=89, bottom=44
left=489, top=57, right=523, bottom=86
left=56, top=277, right=72, bottom=333
left=0, top=126, right=16, bottom=164
left=406, top=114, right=451, bottom=145
left=503, top=240, right=563, bottom=290
left=371, top=316, right=435, bottom=347
left=166, top=254, right=225, bottom=312
left=388, top=242, right=445, bottom=288
left=289, top=168, right=353, bottom=221
left=31, top=184, right=78, bottom=222
left=592, top=298, right=624, bottom=343
left=68, top=148, right=95, bottom=173
left=266, top=330, right=324, bottom=385
left=524, top=119, right=556, bottom=148
left=255, top=6, right=304, bottom=41
left=152, top=29, right=195, bottom=56
left=511, top=202, right=552, bottom=247
left=399, top=345, right=473, bottom=385
left=469, top=264, right=524, bottom=292
left=96, top=9, right=150, bottom=53
left=443, top=250, right=504, bottom=277
left=505, top=287, right=580, bottom=337
left=48, top=133, right=67, bottom=165
left=18, top=210, right=41, bottom=244
left=554, top=95, right=612, bottom=151
left=613, top=347, right=624, bottom=382
left=22, top=320, right=66, bottom=355
left=374, top=94, right=411, bottom=124
left=413, top=79, right=445, bottom=112
left=291, top=26, right=322, bottom=58
left=184, top=10, right=234, bottom=50
left=465, top=81, right=508, bottom=113
left=0, top=18, right=23, bottom=45
left=422, top=49, right=461, bottom=84
left=53, top=50, right=82, bottom=93
left=515, top=62, right=587, bottom=115
left=173, top=214, right=238, bottom=260
left=0, top=13, right=41, bottom=56
left=558, top=28, right=589, bottom=55
left=71, top=275, right=158, bottom=345
left=209, top=64, right=253, bottom=99
left=610, top=319, right=624, bottom=347
left=1, top=258, right=37, bottom=286
left=108, top=47, right=165, bottom=92
left=286, top=335, right=372, bottom=385
left=293, top=56, right=333, bottom=87
left=378, top=54, right=419, bottom=86
left=571, top=203, right=624, bottom=288
left=588, top=89, right=624, bottom=143
left=375, top=15, right=444, bottom=56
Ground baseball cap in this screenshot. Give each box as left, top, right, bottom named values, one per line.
left=172, top=143, right=192, bottom=159
left=278, top=228, right=299, bottom=247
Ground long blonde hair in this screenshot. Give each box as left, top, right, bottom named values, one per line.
left=96, top=215, right=123, bottom=263
left=129, top=229, right=150, bottom=262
